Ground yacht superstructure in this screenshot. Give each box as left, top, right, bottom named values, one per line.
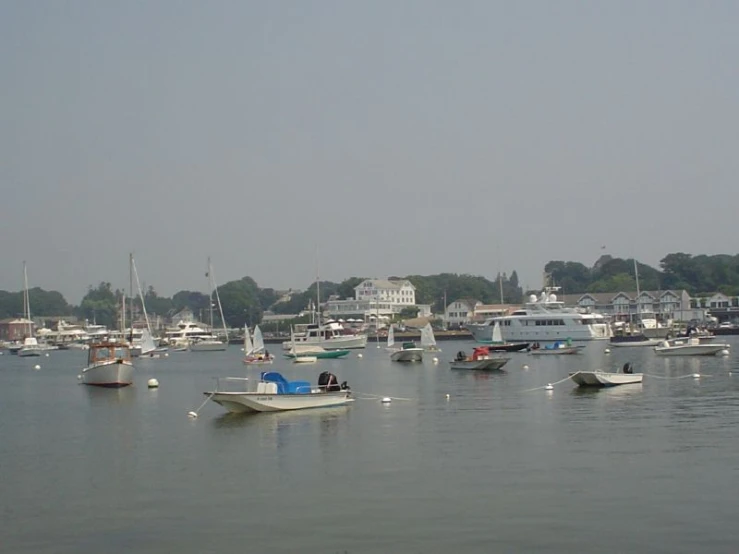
left=466, top=288, right=610, bottom=343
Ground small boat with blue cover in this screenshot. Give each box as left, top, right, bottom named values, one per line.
left=529, top=340, right=583, bottom=355
left=206, top=371, right=353, bottom=413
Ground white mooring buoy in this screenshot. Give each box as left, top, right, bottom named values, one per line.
left=720, top=349, right=729, bottom=356
left=148, top=378, right=159, bottom=388
left=545, top=383, right=554, bottom=391
left=692, top=373, right=701, bottom=379
left=381, top=397, right=392, bottom=404
left=445, top=393, right=450, bottom=400
left=187, top=411, right=198, bottom=419
left=522, top=364, right=529, bottom=370
left=34, top=364, right=41, bottom=370
left=357, top=353, right=363, bottom=358
left=433, top=357, right=439, bottom=363
left=604, top=348, right=611, bottom=354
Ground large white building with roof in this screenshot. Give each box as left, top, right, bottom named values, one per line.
left=324, top=278, right=417, bottom=320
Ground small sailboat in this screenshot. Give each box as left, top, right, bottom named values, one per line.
left=385, top=324, right=398, bottom=352
left=479, top=322, right=530, bottom=352
left=243, top=325, right=274, bottom=365
left=420, top=323, right=442, bottom=352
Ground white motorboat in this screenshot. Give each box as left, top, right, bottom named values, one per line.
left=190, top=338, right=227, bottom=352
left=529, top=341, right=584, bottom=355
left=466, top=287, right=610, bottom=342
left=206, top=370, right=353, bottom=413
left=81, top=342, right=134, bottom=387
left=18, top=337, right=44, bottom=357
left=449, top=347, right=510, bottom=370
left=420, top=323, right=442, bottom=352
left=654, top=337, right=729, bottom=356
left=390, top=341, right=424, bottom=362
left=282, top=321, right=367, bottom=351
left=570, top=363, right=643, bottom=387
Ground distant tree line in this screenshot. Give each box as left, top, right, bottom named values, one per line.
left=3, top=252, right=737, bottom=328
left=545, top=253, right=739, bottom=297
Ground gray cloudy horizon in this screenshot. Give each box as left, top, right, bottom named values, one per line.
left=2, top=1, right=737, bottom=304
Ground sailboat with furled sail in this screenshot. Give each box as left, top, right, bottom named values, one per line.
left=18, top=262, right=48, bottom=357
left=190, top=257, right=229, bottom=351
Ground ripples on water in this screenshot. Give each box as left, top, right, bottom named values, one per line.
left=2, top=340, right=739, bottom=553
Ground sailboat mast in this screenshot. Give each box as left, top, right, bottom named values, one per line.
left=208, top=258, right=229, bottom=341
left=634, top=259, right=641, bottom=323
left=207, top=257, right=214, bottom=331
left=129, top=253, right=134, bottom=342
left=23, top=261, right=31, bottom=337
left=499, top=273, right=505, bottom=304
left=131, top=256, right=152, bottom=334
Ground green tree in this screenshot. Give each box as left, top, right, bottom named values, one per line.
left=77, top=282, right=118, bottom=328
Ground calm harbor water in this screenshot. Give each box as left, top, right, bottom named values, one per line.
left=2, top=339, right=739, bottom=553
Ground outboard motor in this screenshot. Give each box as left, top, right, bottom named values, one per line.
left=622, top=362, right=633, bottom=374
left=318, top=371, right=341, bottom=391
left=340, top=380, right=350, bottom=391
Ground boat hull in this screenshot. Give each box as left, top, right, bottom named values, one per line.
left=190, top=341, right=227, bottom=352
left=18, top=348, right=42, bottom=357
left=480, top=342, right=530, bottom=352
left=285, top=350, right=350, bottom=359
left=529, top=346, right=582, bottom=355
left=450, top=357, right=510, bottom=370
left=207, top=391, right=353, bottom=413
left=609, top=338, right=662, bottom=347
left=82, top=360, right=134, bottom=387
left=390, top=348, right=424, bottom=362
left=569, top=371, right=643, bottom=387
left=654, top=344, right=727, bottom=356
left=282, top=334, right=367, bottom=351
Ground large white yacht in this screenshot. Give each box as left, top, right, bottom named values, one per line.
left=466, top=288, right=611, bottom=343
left=282, top=321, right=368, bottom=351
left=165, top=320, right=215, bottom=348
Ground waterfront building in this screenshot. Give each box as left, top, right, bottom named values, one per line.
left=0, top=318, right=35, bottom=341
left=444, top=299, right=480, bottom=328
left=325, top=278, right=417, bottom=320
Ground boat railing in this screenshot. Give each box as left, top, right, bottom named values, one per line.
left=214, top=377, right=249, bottom=392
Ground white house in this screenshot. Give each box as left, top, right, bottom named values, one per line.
left=354, top=279, right=416, bottom=305
left=444, top=299, right=480, bottom=327
left=325, top=278, right=417, bottom=320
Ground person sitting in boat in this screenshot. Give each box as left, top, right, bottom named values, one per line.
left=623, top=362, right=633, bottom=374
left=455, top=350, right=467, bottom=362
left=264, top=349, right=271, bottom=359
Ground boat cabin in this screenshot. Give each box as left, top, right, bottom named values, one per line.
left=88, top=342, right=132, bottom=365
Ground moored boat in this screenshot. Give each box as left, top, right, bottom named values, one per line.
left=450, top=347, right=510, bottom=370
left=390, top=342, right=424, bottom=362
left=570, top=363, right=643, bottom=387
left=654, top=337, right=729, bottom=356
left=529, top=341, right=583, bottom=355
left=206, top=370, right=352, bottom=413
left=81, top=342, right=134, bottom=387
left=477, top=321, right=530, bottom=352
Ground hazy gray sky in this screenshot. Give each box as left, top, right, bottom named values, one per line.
left=2, top=1, right=737, bottom=303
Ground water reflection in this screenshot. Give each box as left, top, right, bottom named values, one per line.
left=82, top=384, right=136, bottom=406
